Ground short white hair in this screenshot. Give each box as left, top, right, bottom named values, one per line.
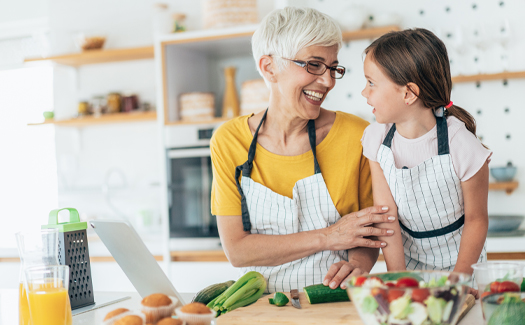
left=252, top=7, right=342, bottom=79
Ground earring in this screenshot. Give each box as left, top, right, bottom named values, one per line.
left=271, top=77, right=275, bottom=82
left=406, top=102, right=409, bottom=105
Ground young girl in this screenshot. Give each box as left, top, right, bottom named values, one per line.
left=360, top=28, right=490, bottom=278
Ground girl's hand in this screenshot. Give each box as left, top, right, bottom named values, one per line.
left=323, top=206, right=396, bottom=251
left=323, top=260, right=369, bottom=289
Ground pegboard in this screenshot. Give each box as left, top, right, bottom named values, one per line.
left=285, top=0, right=525, bottom=215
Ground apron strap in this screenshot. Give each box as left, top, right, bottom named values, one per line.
left=436, top=116, right=449, bottom=155
left=382, top=124, right=397, bottom=148
left=400, top=215, right=464, bottom=239
left=235, top=109, right=268, bottom=231
left=382, top=116, right=449, bottom=155
left=307, top=119, right=321, bottom=174
left=235, top=109, right=321, bottom=231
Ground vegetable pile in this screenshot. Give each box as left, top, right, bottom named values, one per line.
left=206, top=271, right=266, bottom=316
left=486, top=293, right=525, bottom=325
left=348, top=274, right=467, bottom=325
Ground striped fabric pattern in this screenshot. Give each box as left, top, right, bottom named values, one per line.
left=239, top=174, right=347, bottom=293
left=377, top=144, right=487, bottom=269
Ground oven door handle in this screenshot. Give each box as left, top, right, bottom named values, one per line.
left=167, top=148, right=211, bottom=159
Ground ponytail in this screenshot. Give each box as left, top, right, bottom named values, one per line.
left=446, top=104, right=488, bottom=149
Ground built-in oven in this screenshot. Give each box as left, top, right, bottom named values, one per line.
left=165, top=123, right=224, bottom=248
left=167, top=146, right=217, bottom=238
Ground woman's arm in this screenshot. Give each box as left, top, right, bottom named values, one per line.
left=453, top=161, right=489, bottom=275
left=369, top=161, right=406, bottom=271
left=217, top=205, right=395, bottom=268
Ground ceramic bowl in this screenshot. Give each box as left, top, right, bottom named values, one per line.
left=488, top=215, right=524, bottom=232
left=345, top=271, right=471, bottom=325
left=490, top=166, right=517, bottom=182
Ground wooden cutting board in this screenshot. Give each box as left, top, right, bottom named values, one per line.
left=217, top=293, right=476, bottom=325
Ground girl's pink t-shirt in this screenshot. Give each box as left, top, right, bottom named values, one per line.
left=361, top=116, right=491, bottom=181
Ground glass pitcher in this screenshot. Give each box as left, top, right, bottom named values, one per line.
left=15, top=229, right=59, bottom=325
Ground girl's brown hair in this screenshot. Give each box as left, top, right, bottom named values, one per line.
left=365, top=28, right=479, bottom=137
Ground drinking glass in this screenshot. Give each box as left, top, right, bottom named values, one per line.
left=24, top=265, right=72, bottom=325
left=16, top=229, right=59, bottom=325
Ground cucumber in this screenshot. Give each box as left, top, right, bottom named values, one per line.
left=192, top=280, right=235, bottom=305
left=521, top=278, right=525, bottom=292
left=273, top=292, right=289, bottom=306
left=303, top=284, right=350, bottom=304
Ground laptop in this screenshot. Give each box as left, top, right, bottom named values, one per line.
left=89, top=220, right=186, bottom=306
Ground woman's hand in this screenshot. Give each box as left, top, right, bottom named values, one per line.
left=323, top=260, right=369, bottom=289
left=323, top=205, right=396, bottom=251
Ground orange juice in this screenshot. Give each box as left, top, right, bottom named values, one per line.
left=19, top=282, right=31, bottom=325
left=27, top=286, right=72, bottom=325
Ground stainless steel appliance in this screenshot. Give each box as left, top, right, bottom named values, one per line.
left=165, top=123, right=224, bottom=243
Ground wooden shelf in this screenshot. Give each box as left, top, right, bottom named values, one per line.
left=165, top=117, right=229, bottom=126
left=342, top=25, right=401, bottom=41
left=24, top=46, right=154, bottom=66
left=452, top=71, right=525, bottom=83
left=489, top=181, right=519, bottom=194
left=28, top=111, right=157, bottom=127
left=170, top=250, right=228, bottom=262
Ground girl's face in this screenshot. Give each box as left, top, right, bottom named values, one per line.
left=361, top=54, right=407, bottom=124
left=273, top=45, right=338, bottom=120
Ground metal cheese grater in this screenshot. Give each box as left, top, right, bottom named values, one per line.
left=42, top=208, right=95, bottom=309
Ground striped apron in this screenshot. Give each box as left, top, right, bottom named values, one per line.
left=235, top=110, right=347, bottom=293
left=377, top=115, right=486, bottom=271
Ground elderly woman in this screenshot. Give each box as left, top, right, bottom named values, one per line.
left=210, top=7, right=395, bottom=293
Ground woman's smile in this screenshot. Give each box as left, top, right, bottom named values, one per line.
left=303, top=89, right=325, bottom=105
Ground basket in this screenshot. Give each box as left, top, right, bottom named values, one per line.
left=202, top=0, right=258, bottom=29
left=42, top=208, right=95, bottom=309
left=179, top=92, right=215, bottom=122
left=240, top=79, right=269, bottom=116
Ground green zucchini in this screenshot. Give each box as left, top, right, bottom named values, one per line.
left=303, top=284, right=350, bottom=304
left=273, top=292, right=289, bottom=306
left=192, top=280, right=235, bottom=305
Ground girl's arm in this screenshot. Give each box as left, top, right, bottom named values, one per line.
left=369, top=161, right=406, bottom=271
left=453, top=161, right=489, bottom=275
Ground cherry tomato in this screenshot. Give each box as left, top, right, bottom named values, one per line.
left=371, top=287, right=387, bottom=300
left=490, top=281, right=501, bottom=293
left=497, top=281, right=520, bottom=293
left=411, top=288, right=430, bottom=304
left=385, top=282, right=396, bottom=288
left=396, top=277, right=420, bottom=288
left=353, top=276, right=367, bottom=287
left=388, top=289, right=404, bottom=303
left=368, top=276, right=384, bottom=284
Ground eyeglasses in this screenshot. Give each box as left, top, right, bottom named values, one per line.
left=276, top=56, right=346, bottom=79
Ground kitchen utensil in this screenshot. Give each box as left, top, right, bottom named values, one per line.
left=481, top=292, right=525, bottom=325
left=471, top=262, right=522, bottom=301
left=458, top=294, right=476, bottom=323
left=490, top=162, right=517, bottom=182
left=42, top=208, right=95, bottom=309
left=488, top=215, right=524, bottom=232
left=24, top=265, right=72, bottom=325
left=16, top=229, right=60, bottom=325
left=345, top=271, right=472, bottom=325
left=290, top=289, right=301, bottom=309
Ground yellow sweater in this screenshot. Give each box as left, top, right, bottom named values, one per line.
left=210, top=111, right=373, bottom=217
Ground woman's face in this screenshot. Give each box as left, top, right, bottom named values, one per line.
left=273, top=45, right=338, bottom=120
left=361, top=54, right=406, bottom=124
